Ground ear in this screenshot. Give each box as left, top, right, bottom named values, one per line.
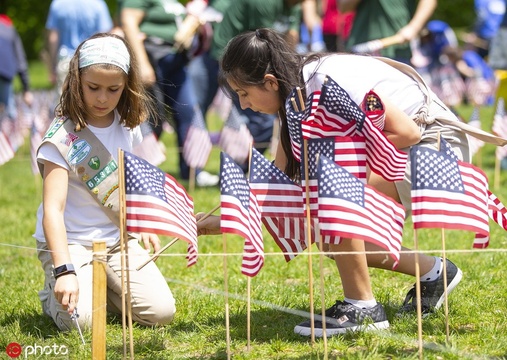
left=264, top=74, right=279, bottom=91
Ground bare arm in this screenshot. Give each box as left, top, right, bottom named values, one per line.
left=46, top=29, right=59, bottom=85
left=398, top=0, right=438, bottom=42
left=121, top=7, right=156, bottom=85
left=379, top=94, right=422, bottom=149
left=339, top=0, right=362, bottom=13
left=42, top=161, right=78, bottom=314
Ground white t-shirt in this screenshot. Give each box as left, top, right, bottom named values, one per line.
left=302, top=54, right=427, bottom=118
left=33, top=112, right=143, bottom=247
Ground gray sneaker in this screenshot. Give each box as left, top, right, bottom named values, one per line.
left=294, top=300, right=389, bottom=337
left=398, top=258, right=463, bottom=317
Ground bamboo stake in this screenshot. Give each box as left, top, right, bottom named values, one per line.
left=118, top=149, right=134, bottom=359
left=92, top=240, right=107, bottom=360
left=297, top=86, right=316, bottom=344
left=222, top=233, right=231, bottom=360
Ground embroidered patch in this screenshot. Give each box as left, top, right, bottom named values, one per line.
left=43, top=117, right=66, bottom=139
left=62, top=133, right=79, bottom=146
left=102, top=184, right=119, bottom=205
left=88, top=156, right=100, bottom=170
left=77, top=166, right=85, bottom=174
left=85, top=160, right=118, bottom=190
left=67, top=139, right=91, bottom=165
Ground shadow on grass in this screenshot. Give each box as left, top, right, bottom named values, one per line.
left=1, top=310, right=60, bottom=339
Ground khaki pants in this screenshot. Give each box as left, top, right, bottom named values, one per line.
left=37, top=239, right=176, bottom=331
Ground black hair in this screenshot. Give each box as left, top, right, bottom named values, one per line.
left=219, top=28, right=324, bottom=179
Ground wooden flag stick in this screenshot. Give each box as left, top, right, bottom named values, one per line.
left=189, top=167, right=196, bottom=193
left=136, top=203, right=221, bottom=271
left=297, top=86, right=315, bottom=344
left=317, top=234, right=328, bottom=357
left=291, top=97, right=299, bottom=112
left=247, top=277, right=251, bottom=351
left=441, top=228, right=450, bottom=344
left=494, top=152, right=501, bottom=190
left=92, top=240, right=107, bottom=360
left=413, top=231, right=424, bottom=360
left=118, top=149, right=135, bottom=359
left=222, top=233, right=231, bottom=360
left=296, top=87, right=305, bottom=110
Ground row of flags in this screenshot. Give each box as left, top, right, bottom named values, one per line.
left=0, top=90, right=255, bottom=182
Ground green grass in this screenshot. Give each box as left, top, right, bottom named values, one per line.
left=2, top=89, right=507, bottom=358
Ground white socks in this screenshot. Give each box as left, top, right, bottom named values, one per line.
left=344, top=297, right=377, bottom=309
left=420, top=256, right=443, bottom=282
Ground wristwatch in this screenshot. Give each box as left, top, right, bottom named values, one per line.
left=53, top=263, right=76, bottom=279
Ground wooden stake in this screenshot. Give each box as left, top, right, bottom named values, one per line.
left=92, top=240, right=107, bottom=360
left=222, top=233, right=231, bottom=360
left=118, top=149, right=135, bottom=359
left=414, top=231, right=424, bottom=360
left=297, top=86, right=316, bottom=344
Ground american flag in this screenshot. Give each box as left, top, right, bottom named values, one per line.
left=248, top=147, right=303, bottom=217
left=410, top=139, right=489, bottom=237
left=182, top=106, right=212, bottom=169
left=492, top=98, right=507, bottom=161
left=285, top=76, right=407, bottom=182
left=124, top=151, right=198, bottom=266
left=317, top=155, right=404, bottom=266
left=361, top=90, right=385, bottom=130
left=301, top=136, right=367, bottom=215
left=218, top=105, right=253, bottom=163
left=474, top=190, right=507, bottom=248
left=0, top=129, right=14, bottom=166
left=133, top=122, right=166, bottom=166
left=285, top=89, right=315, bottom=162
left=262, top=216, right=319, bottom=262
left=465, top=75, right=495, bottom=107
left=219, top=152, right=264, bottom=277
left=467, top=106, right=484, bottom=157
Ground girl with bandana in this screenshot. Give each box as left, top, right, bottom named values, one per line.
left=34, top=33, right=176, bottom=331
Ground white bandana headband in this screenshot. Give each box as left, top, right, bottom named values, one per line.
left=78, top=37, right=130, bottom=74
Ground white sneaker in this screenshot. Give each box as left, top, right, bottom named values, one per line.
left=196, top=171, right=219, bottom=187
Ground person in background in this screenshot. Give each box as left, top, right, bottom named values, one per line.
left=0, top=5, right=32, bottom=119
left=321, top=0, right=355, bottom=52
left=197, top=28, right=469, bottom=337
left=188, top=0, right=304, bottom=171
left=121, top=0, right=219, bottom=187
left=34, top=33, right=176, bottom=331
left=45, top=0, right=113, bottom=95
left=340, top=0, right=437, bottom=65
left=462, top=0, right=505, bottom=59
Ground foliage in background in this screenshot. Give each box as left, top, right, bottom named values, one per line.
left=2, top=0, right=476, bottom=62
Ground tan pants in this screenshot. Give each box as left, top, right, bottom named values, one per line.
left=37, top=239, right=176, bottom=331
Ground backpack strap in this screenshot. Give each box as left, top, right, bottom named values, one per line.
left=375, top=56, right=507, bottom=146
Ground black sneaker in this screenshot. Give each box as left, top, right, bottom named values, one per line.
left=294, top=300, right=389, bottom=337
left=398, top=258, right=463, bottom=317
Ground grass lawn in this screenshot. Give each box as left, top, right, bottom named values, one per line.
left=2, top=68, right=507, bottom=359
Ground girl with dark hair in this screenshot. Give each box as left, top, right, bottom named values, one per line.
left=197, top=28, right=481, bottom=337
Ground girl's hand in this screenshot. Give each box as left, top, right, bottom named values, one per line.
left=139, top=232, right=161, bottom=253
left=54, top=274, right=79, bottom=315
left=196, top=214, right=222, bottom=236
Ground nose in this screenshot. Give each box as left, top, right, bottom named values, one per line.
left=239, top=97, right=250, bottom=110
left=97, top=90, right=108, bottom=104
